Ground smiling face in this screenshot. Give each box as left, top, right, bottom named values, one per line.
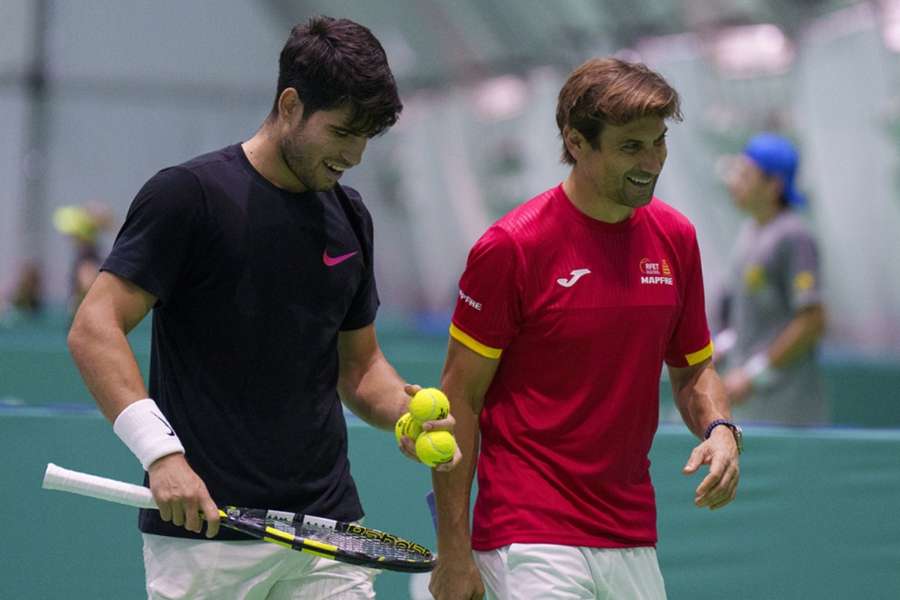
left=726, top=155, right=782, bottom=215
left=276, top=93, right=369, bottom=192
left=569, top=115, right=668, bottom=213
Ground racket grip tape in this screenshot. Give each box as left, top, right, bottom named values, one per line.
left=42, top=463, right=157, bottom=509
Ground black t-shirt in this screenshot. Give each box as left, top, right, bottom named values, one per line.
left=102, top=144, right=379, bottom=539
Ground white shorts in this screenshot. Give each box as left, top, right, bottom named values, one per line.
left=142, top=533, right=378, bottom=600
left=473, top=543, right=666, bottom=600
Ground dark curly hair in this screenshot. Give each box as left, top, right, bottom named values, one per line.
left=271, top=16, right=403, bottom=137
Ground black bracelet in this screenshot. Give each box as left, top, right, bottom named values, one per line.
left=704, top=419, right=743, bottom=454
left=704, top=419, right=734, bottom=440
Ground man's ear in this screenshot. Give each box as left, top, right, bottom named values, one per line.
left=277, top=88, right=304, bottom=124
left=564, top=126, right=586, bottom=161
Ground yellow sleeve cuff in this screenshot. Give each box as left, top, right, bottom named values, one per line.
left=685, top=340, right=714, bottom=366
left=449, top=324, right=503, bottom=359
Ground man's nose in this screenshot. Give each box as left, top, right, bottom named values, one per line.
left=640, top=147, right=665, bottom=174
left=341, top=136, right=368, bottom=166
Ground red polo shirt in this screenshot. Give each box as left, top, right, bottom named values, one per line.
left=450, top=184, right=712, bottom=550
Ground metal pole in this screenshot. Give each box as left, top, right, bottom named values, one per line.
left=21, top=0, right=51, bottom=265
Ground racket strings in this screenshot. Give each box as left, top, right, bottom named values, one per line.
left=299, top=526, right=431, bottom=562
left=227, top=508, right=433, bottom=564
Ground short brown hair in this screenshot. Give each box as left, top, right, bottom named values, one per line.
left=556, top=58, right=682, bottom=164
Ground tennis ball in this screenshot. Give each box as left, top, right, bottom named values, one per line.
left=53, top=206, right=95, bottom=240
left=394, top=412, right=423, bottom=444
left=415, top=430, right=457, bottom=467
left=408, top=388, right=450, bottom=423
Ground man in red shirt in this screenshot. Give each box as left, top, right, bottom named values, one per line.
left=427, top=58, right=742, bottom=599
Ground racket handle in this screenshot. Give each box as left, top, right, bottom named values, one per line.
left=42, top=463, right=157, bottom=509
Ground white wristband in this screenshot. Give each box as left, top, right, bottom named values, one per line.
left=743, top=353, right=774, bottom=389
left=713, top=329, right=737, bottom=358
left=113, top=398, right=185, bottom=471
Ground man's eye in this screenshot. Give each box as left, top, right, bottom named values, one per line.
left=334, top=129, right=349, bottom=138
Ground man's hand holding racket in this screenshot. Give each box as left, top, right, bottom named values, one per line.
left=148, top=453, right=220, bottom=537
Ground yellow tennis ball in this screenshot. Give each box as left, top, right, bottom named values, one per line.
left=53, top=206, right=97, bottom=241
left=415, top=430, right=457, bottom=467
left=409, top=388, right=450, bottom=423
left=394, top=412, right=423, bottom=444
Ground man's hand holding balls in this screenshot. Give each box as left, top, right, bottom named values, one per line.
left=397, top=386, right=460, bottom=471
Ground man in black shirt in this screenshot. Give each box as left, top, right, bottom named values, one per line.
left=68, top=16, right=453, bottom=598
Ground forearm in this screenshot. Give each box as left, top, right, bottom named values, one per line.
left=764, top=306, right=825, bottom=368
left=432, top=386, right=479, bottom=553
left=68, top=312, right=148, bottom=423
left=338, top=350, right=408, bottom=430
left=673, top=362, right=731, bottom=439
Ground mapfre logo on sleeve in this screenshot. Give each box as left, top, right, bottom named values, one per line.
left=639, top=258, right=673, bottom=285
left=458, top=289, right=483, bottom=311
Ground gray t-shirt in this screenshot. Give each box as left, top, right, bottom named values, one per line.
left=724, top=210, right=828, bottom=426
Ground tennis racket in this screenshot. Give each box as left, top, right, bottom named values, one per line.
left=42, top=463, right=436, bottom=573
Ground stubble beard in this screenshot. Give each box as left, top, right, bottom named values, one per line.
left=278, top=133, right=335, bottom=193
left=618, top=180, right=656, bottom=209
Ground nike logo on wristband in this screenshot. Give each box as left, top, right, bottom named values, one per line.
left=151, top=412, right=175, bottom=436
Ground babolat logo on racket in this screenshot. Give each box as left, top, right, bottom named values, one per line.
left=347, top=524, right=432, bottom=556
left=348, top=524, right=387, bottom=540
left=401, top=541, right=431, bottom=555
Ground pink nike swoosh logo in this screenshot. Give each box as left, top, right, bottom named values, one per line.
left=323, top=250, right=358, bottom=267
